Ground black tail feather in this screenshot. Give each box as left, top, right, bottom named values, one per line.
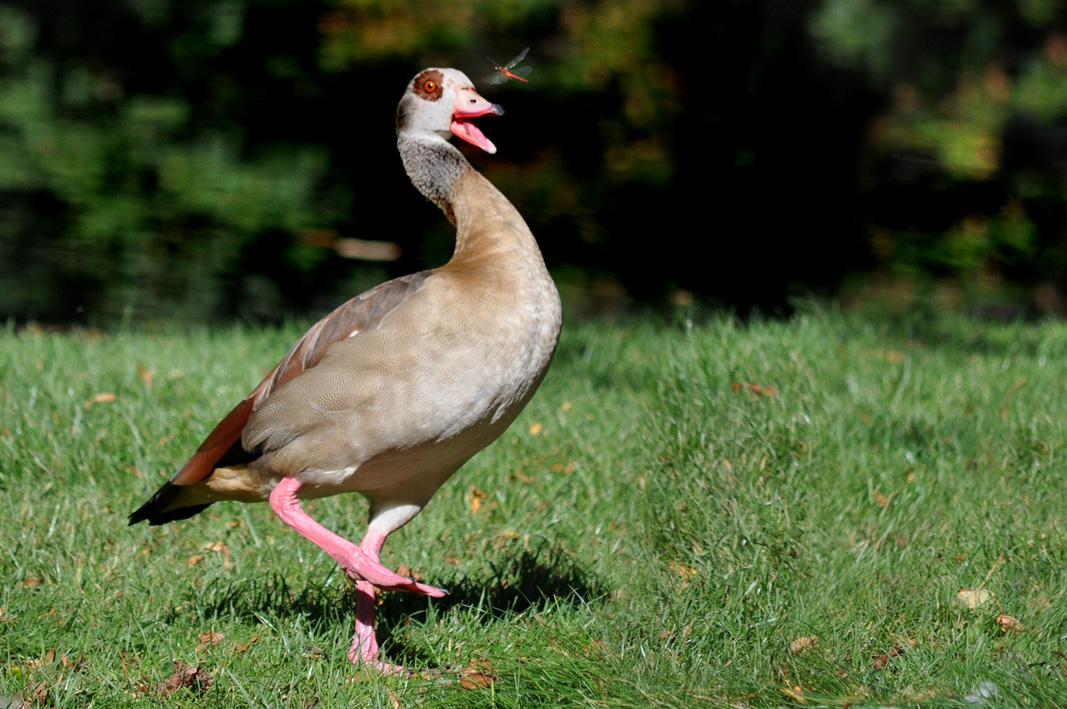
left=128, top=482, right=212, bottom=526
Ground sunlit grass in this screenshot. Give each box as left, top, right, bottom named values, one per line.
left=2, top=311, right=1067, bottom=707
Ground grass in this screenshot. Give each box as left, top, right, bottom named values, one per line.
left=2, top=309, right=1067, bottom=707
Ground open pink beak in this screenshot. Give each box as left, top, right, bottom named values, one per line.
left=451, top=88, right=504, bottom=154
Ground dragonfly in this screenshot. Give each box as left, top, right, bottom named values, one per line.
left=484, top=47, right=532, bottom=85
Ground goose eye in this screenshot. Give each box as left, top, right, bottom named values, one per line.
left=423, top=79, right=438, bottom=93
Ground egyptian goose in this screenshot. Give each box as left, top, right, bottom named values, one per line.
left=129, top=67, right=561, bottom=672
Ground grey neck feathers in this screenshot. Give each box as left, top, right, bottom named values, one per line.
left=397, top=134, right=469, bottom=225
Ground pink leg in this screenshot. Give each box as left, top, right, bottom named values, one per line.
left=268, top=478, right=444, bottom=595
left=268, top=478, right=445, bottom=671
left=348, top=531, right=401, bottom=673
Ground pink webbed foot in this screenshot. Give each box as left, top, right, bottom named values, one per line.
left=339, top=559, right=448, bottom=597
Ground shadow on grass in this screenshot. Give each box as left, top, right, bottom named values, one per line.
left=190, top=544, right=603, bottom=666
left=378, top=545, right=605, bottom=666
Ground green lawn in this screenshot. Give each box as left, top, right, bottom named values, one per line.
left=2, top=311, right=1067, bottom=707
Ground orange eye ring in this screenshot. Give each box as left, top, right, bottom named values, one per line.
left=423, top=79, right=438, bottom=93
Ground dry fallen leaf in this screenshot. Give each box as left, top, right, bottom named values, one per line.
left=459, top=658, right=495, bottom=689
left=957, top=587, right=995, bottom=610
left=232, top=636, right=259, bottom=653
left=58, top=652, right=86, bottom=672
left=196, top=631, right=224, bottom=652
left=780, top=686, right=805, bottom=702
left=996, top=614, right=1024, bottom=633
left=873, top=636, right=914, bottom=670
left=29, top=680, right=49, bottom=705
left=873, top=648, right=902, bottom=669
left=93, top=392, right=117, bottom=403
left=469, top=487, right=487, bottom=515
left=528, top=422, right=543, bottom=435
left=186, top=555, right=204, bottom=568
left=789, top=636, right=818, bottom=654
left=668, top=561, right=698, bottom=580
left=161, top=660, right=212, bottom=695
left=203, top=541, right=234, bottom=568
left=731, top=382, right=778, bottom=397
left=394, top=564, right=422, bottom=582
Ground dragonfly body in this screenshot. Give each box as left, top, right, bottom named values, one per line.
left=485, top=47, right=532, bottom=85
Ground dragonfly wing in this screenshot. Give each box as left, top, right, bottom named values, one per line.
left=507, top=47, right=530, bottom=68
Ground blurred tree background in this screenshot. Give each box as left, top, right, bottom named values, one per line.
left=0, top=0, right=1065, bottom=325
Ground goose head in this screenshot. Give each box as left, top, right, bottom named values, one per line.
left=397, top=68, right=504, bottom=154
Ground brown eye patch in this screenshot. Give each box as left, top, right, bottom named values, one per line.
left=412, top=69, right=444, bottom=101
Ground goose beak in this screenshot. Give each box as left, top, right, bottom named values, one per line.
left=451, top=88, right=504, bottom=154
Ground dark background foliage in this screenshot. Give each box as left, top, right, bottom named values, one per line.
left=1, top=0, right=1065, bottom=325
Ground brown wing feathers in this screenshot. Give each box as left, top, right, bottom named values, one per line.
left=128, top=272, right=433, bottom=526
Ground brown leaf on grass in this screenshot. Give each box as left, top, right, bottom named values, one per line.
left=29, top=680, right=49, bottom=705
left=58, top=652, right=86, bottom=672
left=459, top=674, right=493, bottom=690
left=93, top=392, right=117, bottom=403
left=232, top=636, right=259, bottom=653
left=196, top=631, right=224, bottom=652
left=780, top=686, right=805, bottom=702
left=459, top=659, right=495, bottom=689
left=996, top=614, right=1024, bottom=633
left=469, top=487, right=487, bottom=515
left=24, top=648, right=55, bottom=669
left=732, top=382, right=778, bottom=397
left=667, top=561, right=698, bottom=583
left=203, top=541, right=234, bottom=569
left=873, top=637, right=914, bottom=669
left=873, top=649, right=901, bottom=669
left=789, top=636, right=818, bottom=654
left=161, top=660, right=212, bottom=695
left=394, top=564, right=422, bottom=582
left=186, top=555, right=204, bottom=568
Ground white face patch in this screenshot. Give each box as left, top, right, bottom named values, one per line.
left=399, top=68, right=495, bottom=150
